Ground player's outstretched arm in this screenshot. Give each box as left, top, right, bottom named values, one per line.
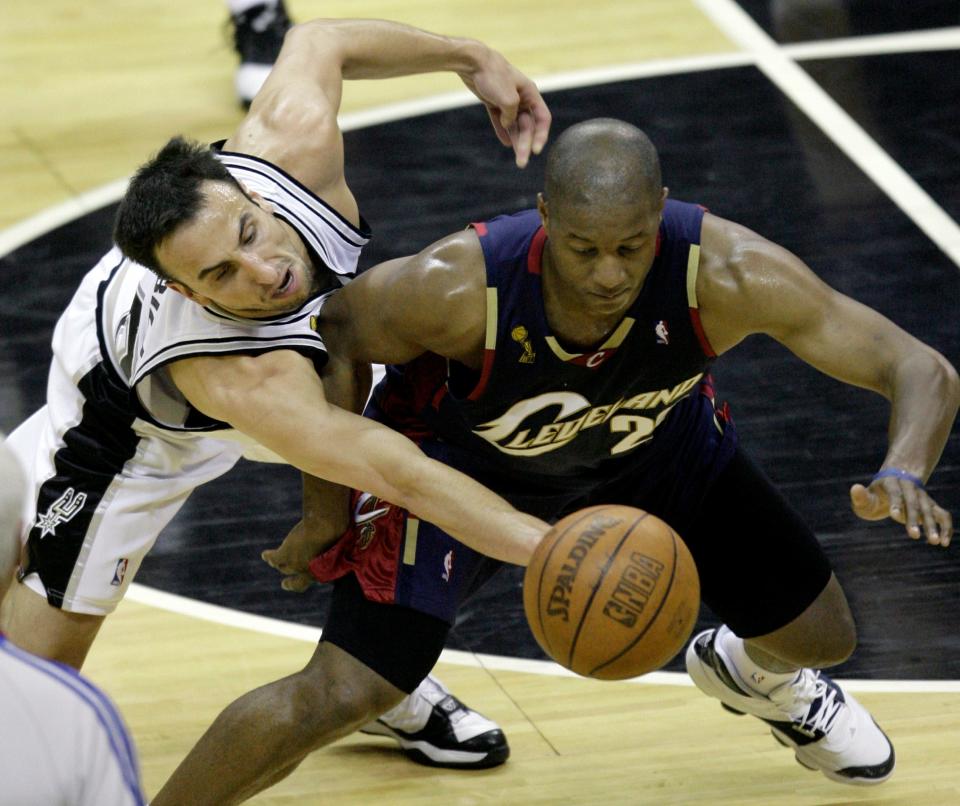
left=261, top=348, right=374, bottom=591
left=227, top=18, right=550, bottom=209
left=697, top=212, right=959, bottom=547
left=169, top=350, right=548, bottom=566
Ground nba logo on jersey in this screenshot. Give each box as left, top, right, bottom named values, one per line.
left=442, top=550, right=454, bottom=582
left=111, top=558, right=129, bottom=587
left=655, top=320, right=670, bottom=345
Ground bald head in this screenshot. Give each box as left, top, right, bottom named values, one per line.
left=0, top=435, right=25, bottom=597
left=543, top=119, right=662, bottom=216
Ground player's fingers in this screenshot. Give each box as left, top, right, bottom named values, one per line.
left=934, top=505, right=953, bottom=547
left=899, top=482, right=921, bottom=539
left=918, top=493, right=941, bottom=545
left=512, top=110, right=535, bottom=168
left=261, top=548, right=292, bottom=573
left=882, top=480, right=906, bottom=525
left=496, top=88, right=520, bottom=133
left=850, top=483, right=885, bottom=520
left=281, top=574, right=313, bottom=593
left=522, top=87, right=551, bottom=156
left=484, top=106, right=513, bottom=148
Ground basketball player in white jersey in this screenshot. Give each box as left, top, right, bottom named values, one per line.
left=1, top=18, right=551, bottom=803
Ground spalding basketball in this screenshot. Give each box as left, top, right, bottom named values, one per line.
left=523, top=505, right=700, bottom=680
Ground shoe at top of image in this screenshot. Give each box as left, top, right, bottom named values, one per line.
left=229, top=1, right=293, bottom=107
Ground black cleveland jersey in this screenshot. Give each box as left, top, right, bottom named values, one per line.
left=370, top=200, right=735, bottom=492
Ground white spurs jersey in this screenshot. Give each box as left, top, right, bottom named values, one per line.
left=94, top=148, right=371, bottom=433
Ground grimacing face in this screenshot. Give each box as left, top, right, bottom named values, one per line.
left=538, top=188, right=667, bottom=324
left=155, top=181, right=318, bottom=318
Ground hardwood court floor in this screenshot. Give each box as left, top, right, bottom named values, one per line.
left=4, top=1, right=960, bottom=803
left=85, top=599, right=960, bottom=804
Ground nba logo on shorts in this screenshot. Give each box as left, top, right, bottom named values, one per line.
left=111, top=558, right=129, bottom=587
left=442, top=550, right=454, bottom=582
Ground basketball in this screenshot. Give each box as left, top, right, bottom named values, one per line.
left=523, top=505, right=700, bottom=680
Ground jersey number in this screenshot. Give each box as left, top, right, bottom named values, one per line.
left=608, top=403, right=678, bottom=455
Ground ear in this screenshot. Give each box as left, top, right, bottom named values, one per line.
left=166, top=281, right=212, bottom=307
left=659, top=186, right=669, bottom=212
left=536, top=192, right=549, bottom=228
left=245, top=187, right=275, bottom=214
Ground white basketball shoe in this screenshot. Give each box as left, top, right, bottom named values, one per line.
left=686, top=626, right=895, bottom=785
left=229, top=1, right=292, bottom=107
left=360, top=675, right=509, bottom=769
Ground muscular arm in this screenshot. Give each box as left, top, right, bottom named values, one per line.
left=168, top=348, right=546, bottom=565
left=697, top=212, right=959, bottom=544
left=319, top=229, right=489, bottom=369
left=225, top=18, right=550, bottom=219
left=260, top=348, right=374, bottom=591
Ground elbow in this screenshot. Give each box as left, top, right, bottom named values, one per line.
left=939, top=352, right=960, bottom=414
left=914, top=347, right=960, bottom=415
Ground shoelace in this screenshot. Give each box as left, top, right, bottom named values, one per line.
left=773, top=671, right=844, bottom=736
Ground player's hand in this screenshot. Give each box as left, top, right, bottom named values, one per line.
left=850, top=477, right=952, bottom=547
left=458, top=46, right=551, bottom=168
left=262, top=519, right=337, bottom=592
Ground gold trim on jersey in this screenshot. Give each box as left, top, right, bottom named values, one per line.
left=544, top=317, right=636, bottom=361
left=686, top=244, right=702, bottom=308
left=403, top=518, right=420, bottom=566
left=485, top=288, right=498, bottom=351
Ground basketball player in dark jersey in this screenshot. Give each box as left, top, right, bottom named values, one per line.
left=3, top=18, right=552, bottom=806
left=298, top=118, right=958, bottom=786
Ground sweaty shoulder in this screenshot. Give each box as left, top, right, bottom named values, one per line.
left=696, top=211, right=826, bottom=354
left=324, top=229, right=488, bottom=367
left=222, top=24, right=357, bottom=224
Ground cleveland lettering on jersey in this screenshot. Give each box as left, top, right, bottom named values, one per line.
left=474, top=372, right=703, bottom=457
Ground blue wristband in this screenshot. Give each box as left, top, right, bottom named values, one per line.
left=871, top=468, right=925, bottom=491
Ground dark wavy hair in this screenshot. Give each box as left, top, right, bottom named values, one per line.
left=113, top=136, right=242, bottom=280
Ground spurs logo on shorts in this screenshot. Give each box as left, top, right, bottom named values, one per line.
left=442, top=550, right=454, bottom=582
left=354, top=492, right=390, bottom=550
left=35, top=487, right=88, bottom=538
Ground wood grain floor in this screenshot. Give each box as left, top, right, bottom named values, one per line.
left=5, top=1, right=959, bottom=803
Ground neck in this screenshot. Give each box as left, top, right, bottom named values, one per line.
left=541, top=251, right=625, bottom=351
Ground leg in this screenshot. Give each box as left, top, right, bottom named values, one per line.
left=152, top=640, right=407, bottom=806
left=0, top=581, right=103, bottom=669
left=153, top=572, right=452, bottom=804
left=680, top=449, right=894, bottom=784
left=744, top=572, right=855, bottom=671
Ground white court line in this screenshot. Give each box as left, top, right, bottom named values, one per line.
left=126, top=583, right=960, bottom=693
left=782, top=25, right=960, bottom=61
left=696, top=0, right=960, bottom=269
left=11, top=27, right=960, bottom=693
left=0, top=178, right=129, bottom=259
left=5, top=23, right=960, bottom=259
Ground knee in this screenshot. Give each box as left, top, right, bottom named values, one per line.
left=750, top=575, right=858, bottom=669
left=298, top=674, right=401, bottom=731
left=808, top=608, right=857, bottom=667
left=283, top=647, right=405, bottom=744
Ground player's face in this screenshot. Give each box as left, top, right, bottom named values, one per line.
left=539, top=188, right=667, bottom=325
left=156, top=181, right=319, bottom=318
